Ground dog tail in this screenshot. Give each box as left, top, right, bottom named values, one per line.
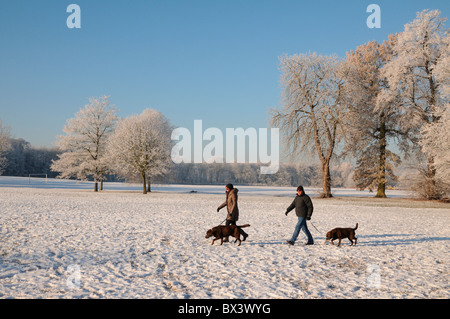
left=354, top=223, right=358, bottom=230
left=239, top=224, right=251, bottom=228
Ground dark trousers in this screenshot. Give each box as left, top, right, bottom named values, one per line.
left=226, top=220, right=235, bottom=226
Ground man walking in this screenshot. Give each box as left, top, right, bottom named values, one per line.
left=285, top=186, right=314, bottom=246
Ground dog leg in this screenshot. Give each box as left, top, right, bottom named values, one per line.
left=337, top=238, right=341, bottom=246
left=235, top=233, right=242, bottom=246
left=234, top=229, right=241, bottom=245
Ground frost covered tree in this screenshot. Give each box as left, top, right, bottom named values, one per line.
left=418, top=31, right=450, bottom=199
left=378, top=9, right=449, bottom=199
left=341, top=36, right=408, bottom=197
left=271, top=53, right=344, bottom=198
left=51, top=96, right=119, bottom=192
left=434, top=32, right=450, bottom=98
left=0, top=120, right=11, bottom=175
left=107, top=109, right=172, bottom=194
left=419, top=108, right=450, bottom=199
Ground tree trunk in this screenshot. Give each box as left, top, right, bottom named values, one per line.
left=321, top=160, right=332, bottom=198
left=94, top=172, right=98, bottom=192
left=141, top=171, right=147, bottom=194
left=376, top=180, right=386, bottom=198
left=311, top=110, right=334, bottom=199
left=424, top=67, right=440, bottom=200
left=425, top=155, right=440, bottom=200
left=376, top=116, right=387, bottom=198
left=146, top=175, right=152, bottom=193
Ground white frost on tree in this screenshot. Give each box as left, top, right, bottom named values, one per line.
left=419, top=107, right=450, bottom=197
left=51, top=96, right=119, bottom=191
left=341, top=37, right=409, bottom=197
left=419, top=30, right=450, bottom=198
left=271, top=53, right=344, bottom=198
left=107, top=108, right=172, bottom=194
left=378, top=9, right=449, bottom=199
left=434, top=30, right=450, bottom=97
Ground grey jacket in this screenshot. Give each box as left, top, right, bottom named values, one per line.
left=285, top=193, right=313, bottom=219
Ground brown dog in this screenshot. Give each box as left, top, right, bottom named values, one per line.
left=205, top=224, right=250, bottom=246
left=326, top=223, right=358, bottom=246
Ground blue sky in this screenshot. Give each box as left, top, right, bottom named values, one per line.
left=1, top=0, right=449, bottom=149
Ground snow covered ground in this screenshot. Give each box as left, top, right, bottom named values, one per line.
left=0, top=177, right=448, bottom=299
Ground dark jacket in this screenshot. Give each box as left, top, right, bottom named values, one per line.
left=286, top=193, right=313, bottom=220
left=217, top=188, right=239, bottom=221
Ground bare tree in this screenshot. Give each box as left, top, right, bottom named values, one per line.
left=107, top=109, right=172, bottom=194
left=271, top=53, right=344, bottom=198
left=51, top=96, right=119, bottom=191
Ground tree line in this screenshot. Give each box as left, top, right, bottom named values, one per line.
left=271, top=9, right=449, bottom=200
left=0, top=132, right=357, bottom=189
left=154, top=162, right=355, bottom=189
left=0, top=137, right=60, bottom=178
